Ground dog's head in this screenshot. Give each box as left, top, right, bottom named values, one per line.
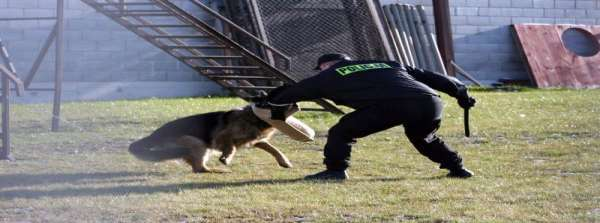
left=246, top=86, right=291, bottom=108
left=245, top=89, right=299, bottom=118
left=246, top=91, right=269, bottom=108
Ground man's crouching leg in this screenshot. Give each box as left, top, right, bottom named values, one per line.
left=305, top=122, right=352, bottom=181
left=405, top=122, right=473, bottom=178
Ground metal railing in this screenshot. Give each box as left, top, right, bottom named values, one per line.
left=187, top=0, right=291, bottom=71
left=0, top=0, right=65, bottom=160
left=82, top=0, right=343, bottom=114
left=102, top=0, right=291, bottom=71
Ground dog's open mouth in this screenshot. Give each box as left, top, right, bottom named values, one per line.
left=251, top=104, right=315, bottom=142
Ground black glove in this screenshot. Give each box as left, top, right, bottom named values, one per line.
left=266, top=85, right=289, bottom=101
left=266, top=85, right=293, bottom=120
left=249, top=91, right=269, bottom=107
left=270, top=104, right=290, bottom=120
left=456, top=87, right=476, bottom=109
left=458, top=96, right=476, bottom=109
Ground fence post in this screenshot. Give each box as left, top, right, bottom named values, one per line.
left=51, top=0, right=65, bottom=131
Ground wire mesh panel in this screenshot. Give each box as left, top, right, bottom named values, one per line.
left=253, top=0, right=389, bottom=79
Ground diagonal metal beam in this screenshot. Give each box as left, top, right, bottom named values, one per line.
left=24, top=24, right=58, bottom=88
left=0, top=65, right=25, bottom=96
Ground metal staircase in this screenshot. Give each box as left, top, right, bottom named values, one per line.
left=81, top=0, right=342, bottom=113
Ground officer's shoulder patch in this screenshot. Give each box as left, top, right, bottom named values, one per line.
left=335, top=63, right=392, bottom=76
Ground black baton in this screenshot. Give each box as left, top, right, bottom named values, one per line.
left=464, top=108, right=470, bottom=137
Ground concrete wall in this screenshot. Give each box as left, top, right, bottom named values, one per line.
left=4, top=0, right=599, bottom=103
left=381, top=0, right=600, bottom=84
left=0, top=0, right=225, bottom=103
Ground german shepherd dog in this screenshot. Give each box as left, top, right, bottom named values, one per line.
left=128, top=104, right=293, bottom=173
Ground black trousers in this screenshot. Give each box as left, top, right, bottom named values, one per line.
left=323, top=95, right=463, bottom=171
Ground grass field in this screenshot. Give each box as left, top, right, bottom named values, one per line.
left=1, top=89, right=599, bottom=222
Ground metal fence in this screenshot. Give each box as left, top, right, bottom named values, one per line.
left=253, top=0, right=389, bottom=79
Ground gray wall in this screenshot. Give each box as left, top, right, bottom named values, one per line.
left=0, top=0, right=225, bottom=103
left=3, top=0, right=600, bottom=103
left=381, top=0, right=600, bottom=84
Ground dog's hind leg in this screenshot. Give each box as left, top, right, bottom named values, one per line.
left=176, top=136, right=230, bottom=173
left=254, top=141, right=293, bottom=168
left=129, top=136, right=189, bottom=162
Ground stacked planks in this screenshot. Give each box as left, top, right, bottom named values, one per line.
left=381, top=4, right=446, bottom=74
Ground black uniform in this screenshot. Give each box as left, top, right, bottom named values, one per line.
left=269, top=60, right=467, bottom=171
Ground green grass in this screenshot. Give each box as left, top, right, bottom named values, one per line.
left=1, top=89, right=599, bottom=222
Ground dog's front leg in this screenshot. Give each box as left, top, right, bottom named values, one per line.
left=177, top=136, right=229, bottom=173
left=254, top=141, right=293, bottom=168
left=213, top=133, right=237, bottom=166
left=218, top=143, right=237, bottom=166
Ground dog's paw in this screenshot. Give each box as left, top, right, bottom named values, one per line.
left=279, top=160, right=293, bottom=168
left=193, top=168, right=231, bottom=174
left=219, top=156, right=232, bottom=166
left=280, top=162, right=293, bottom=168
left=210, top=168, right=232, bottom=173
left=193, top=168, right=207, bottom=173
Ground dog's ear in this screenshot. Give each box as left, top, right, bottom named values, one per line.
left=221, top=108, right=244, bottom=124
left=220, top=110, right=233, bottom=124
left=247, top=85, right=290, bottom=107
left=247, top=91, right=269, bottom=107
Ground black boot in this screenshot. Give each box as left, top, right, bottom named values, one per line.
left=304, top=170, right=349, bottom=180
left=447, top=167, right=474, bottom=178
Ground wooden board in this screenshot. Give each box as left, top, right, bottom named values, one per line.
left=512, top=24, right=600, bottom=88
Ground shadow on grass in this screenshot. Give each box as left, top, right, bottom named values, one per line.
left=0, top=172, right=164, bottom=189
left=0, top=176, right=407, bottom=200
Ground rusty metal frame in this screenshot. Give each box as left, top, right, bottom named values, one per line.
left=432, top=0, right=455, bottom=76
left=0, top=0, right=65, bottom=160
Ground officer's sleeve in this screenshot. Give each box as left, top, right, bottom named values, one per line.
left=405, top=66, right=467, bottom=98
left=268, top=73, right=326, bottom=105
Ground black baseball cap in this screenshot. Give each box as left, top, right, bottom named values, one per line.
left=314, top=53, right=352, bottom=70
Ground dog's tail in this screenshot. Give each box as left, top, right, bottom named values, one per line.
left=129, top=138, right=189, bottom=162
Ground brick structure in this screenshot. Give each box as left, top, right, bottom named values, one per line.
left=0, top=0, right=225, bottom=103
left=2, top=0, right=599, bottom=103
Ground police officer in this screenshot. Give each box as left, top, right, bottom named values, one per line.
left=267, top=53, right=476, bottom=180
